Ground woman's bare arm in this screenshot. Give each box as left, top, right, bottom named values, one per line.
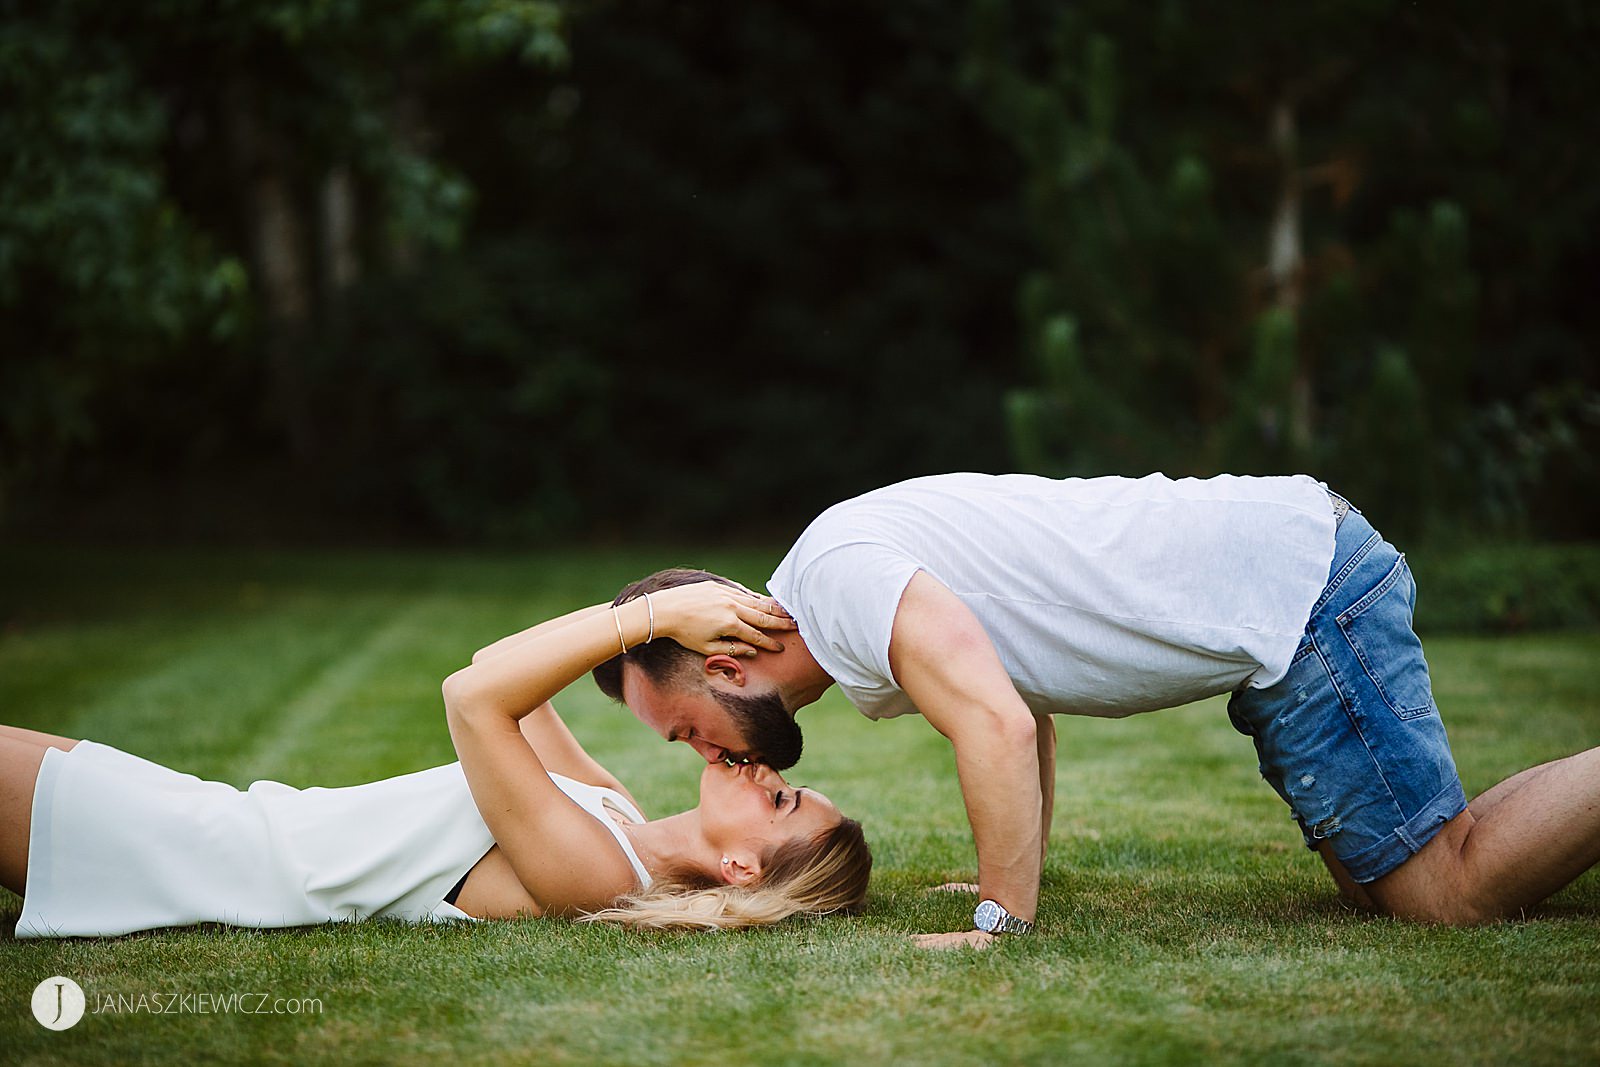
left=479, top=602, right=643, bottom=808
left=517, top=701, right=642, bottom=813
left=443, top=583, right=790, bottom=913
left=445, top=610, right=648, bottom=915
left=472, top=603, right=610, bottom=663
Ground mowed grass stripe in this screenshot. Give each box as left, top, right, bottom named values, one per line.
left=1, top=592, right=418, bottom=778
left=230, top=595, right=457, bottom=785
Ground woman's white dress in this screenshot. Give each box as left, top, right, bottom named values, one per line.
left=14, top=740, right=650, bottom=939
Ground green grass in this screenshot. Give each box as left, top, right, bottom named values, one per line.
left=1, top=544, right=1598, bottom=1066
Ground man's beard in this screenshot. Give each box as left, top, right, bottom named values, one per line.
left=715, top=688, right=804, bottom=770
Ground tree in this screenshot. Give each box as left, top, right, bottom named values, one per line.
left=0, top=0, right=565, bottom=519
left=971, top=0, right=1600, bottom=537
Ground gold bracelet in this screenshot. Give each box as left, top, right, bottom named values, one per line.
left=643, top=592, right=655, bottom=644
left=612, top=605, right=628, bottom=656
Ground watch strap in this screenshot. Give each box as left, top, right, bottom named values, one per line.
left=993, top=911, right=1033, bottom=935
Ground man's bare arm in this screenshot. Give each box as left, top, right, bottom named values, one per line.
left=930, top=713, right=1053, bottom=893
left=887, top=571, right=1045, bottom=948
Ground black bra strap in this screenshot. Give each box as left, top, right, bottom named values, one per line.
left=443, top=867, right=471, bottom=906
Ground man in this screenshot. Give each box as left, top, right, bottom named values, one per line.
left=592, top=472, right=1600, bottom=948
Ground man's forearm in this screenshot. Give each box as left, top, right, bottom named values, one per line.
left=951, top=718, right=1044, bottom=922
left=884, top=571, right=1049, bottom=938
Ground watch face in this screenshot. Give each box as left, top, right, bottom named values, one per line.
left=974, top=900, right=1001, bottom=933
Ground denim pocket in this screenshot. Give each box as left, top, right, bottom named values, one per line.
left=1336, top=556, right=1436, bottom=720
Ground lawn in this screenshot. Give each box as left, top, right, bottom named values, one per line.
left=2, top=545, right=1598, bottom=1066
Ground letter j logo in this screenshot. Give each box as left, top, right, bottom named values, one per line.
left=31, top=976, right=85, bottom=1030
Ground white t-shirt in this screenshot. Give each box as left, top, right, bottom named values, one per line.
left=767, top=472, right=1338, bottom=720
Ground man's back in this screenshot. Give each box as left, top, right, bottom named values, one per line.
left=768, top=472, right=1338, bottom=720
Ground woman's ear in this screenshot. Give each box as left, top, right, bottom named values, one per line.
left=720, top=849, right=761, bottom=886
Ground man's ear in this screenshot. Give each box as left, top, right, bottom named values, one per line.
left=720, top=849, right=761, bottom=887
left=703, top=654, right=747, bottom=687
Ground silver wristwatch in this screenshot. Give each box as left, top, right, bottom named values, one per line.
left=973, top=898, right=1034, bottom=936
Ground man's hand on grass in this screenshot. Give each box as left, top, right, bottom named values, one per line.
left=911, top=930, right=996, bottom=950
left=913, top=883, right=991, bottom=947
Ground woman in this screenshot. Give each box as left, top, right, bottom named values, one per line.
left=2, top=581, right=870, bottom=936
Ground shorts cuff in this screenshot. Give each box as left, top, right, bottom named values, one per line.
left=1338, top=780, right=1469, bottom=884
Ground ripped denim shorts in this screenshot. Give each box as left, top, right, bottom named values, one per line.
left=1227, top=496, right=1467, bottom=884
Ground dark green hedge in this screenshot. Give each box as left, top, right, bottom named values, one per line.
left=1411, top=543, right=1600, bottom=634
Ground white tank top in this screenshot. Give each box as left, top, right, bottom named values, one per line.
left=15, top=740, right=651, bottom=938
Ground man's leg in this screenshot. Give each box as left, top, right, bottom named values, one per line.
left=1316, top=843, right=1375, bottom=912
left=1365, top=745, right=1600, bottom=924
left=1466, top=757, right=1560, bottom=820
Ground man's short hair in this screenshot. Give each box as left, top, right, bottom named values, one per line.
left=591, top=568, right=805, bottom=769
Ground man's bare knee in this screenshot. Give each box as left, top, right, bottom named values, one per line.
left=1365, top=814, right=1503, bottom=925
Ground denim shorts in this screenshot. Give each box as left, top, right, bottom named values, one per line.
left=1227, top=497, right=1467, bottom=883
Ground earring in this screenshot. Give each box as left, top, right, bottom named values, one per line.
left=721, top=857, right=730, bottom=866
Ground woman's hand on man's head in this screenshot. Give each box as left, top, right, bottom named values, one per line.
left=651, top=581, right=796, bottom=658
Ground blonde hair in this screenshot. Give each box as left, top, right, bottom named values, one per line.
left=582, top=818, right=871, bottom=931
